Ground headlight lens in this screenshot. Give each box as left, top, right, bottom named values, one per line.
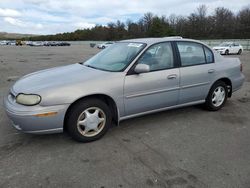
left=16, top=94, right=41, bottom=106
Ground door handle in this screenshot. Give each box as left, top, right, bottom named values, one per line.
left=167, top=74, right=177, bottom=79
left=208, top=69, right=215, bottom=73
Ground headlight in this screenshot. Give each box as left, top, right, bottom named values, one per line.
left=16, top=94, right=41, bottom=106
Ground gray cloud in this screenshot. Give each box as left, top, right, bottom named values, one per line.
left=0, top=0, right=249, bottom=34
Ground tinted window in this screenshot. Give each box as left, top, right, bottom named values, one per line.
left=137, top=42, right=174, bottom=71
left=177, top=42, right=206, bottom=66
left=204, top=47, right=213, bottom=63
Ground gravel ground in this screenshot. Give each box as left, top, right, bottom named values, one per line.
left=0, top=45, right=250, bottom=188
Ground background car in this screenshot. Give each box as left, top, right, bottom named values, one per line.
left=6, top=40, right=16, bottom=45
left=97, top=41, right=114, bottom=49
left=58, top=42, right=71, bottom=46
left=0, top=40, right=8, bottom=45
left=4, top=37, right=244, bottom=142
left=44, top=41, right=71, bottom=46
left=28, top=41, right=44, bottom=46
left=213, top=42, right=243, bottom=55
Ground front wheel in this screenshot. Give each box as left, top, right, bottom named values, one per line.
left=66, top=98, right=111, bottom=142
left=204, top=81, right=228, bottom=111
left=238, top=49, right=242, bottom=55
left=225, top=49, right=229, bottom=55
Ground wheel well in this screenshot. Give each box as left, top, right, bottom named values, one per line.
left=216, top=78, right=232, bottom=97
left=63, top=94, right=119, bottom=131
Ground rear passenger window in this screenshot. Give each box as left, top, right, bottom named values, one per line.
left=177, top=42, right=206, bottom=66
left=204, top=47, right=213, bottom=63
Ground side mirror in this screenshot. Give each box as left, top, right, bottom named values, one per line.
left=134, top=64, right=150, bottom=74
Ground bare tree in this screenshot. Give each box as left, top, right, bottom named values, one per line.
left=197, top=4, right=207, bottom=19
left=143, top=12, right=154, bottom=31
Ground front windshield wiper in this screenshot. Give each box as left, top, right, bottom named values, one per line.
left=81, top=63, right=100, bottom=70
left=79, top=62, right=116, bottom=72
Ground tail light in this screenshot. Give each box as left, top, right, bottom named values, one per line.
left=240, top=63, right=243, bottom=72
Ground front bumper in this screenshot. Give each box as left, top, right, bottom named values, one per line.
left=3, top=93, right=70, bottom=134
left=214, top=49, right=226, bottom=54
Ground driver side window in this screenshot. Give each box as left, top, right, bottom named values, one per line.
left=137, top=42, right=174, bottom=71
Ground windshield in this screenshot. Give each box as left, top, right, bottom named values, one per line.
left=84, top=42, right=146, bottom=72
left=219, top=42, right=232, bottom=47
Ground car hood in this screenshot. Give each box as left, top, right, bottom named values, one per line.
left=12, top=63, right=109, bottom=94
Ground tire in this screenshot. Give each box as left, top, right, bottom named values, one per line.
left=102, top=46, right=105, bottom=49
left=66, top=98, right=112, bottom=142
left=225, top=49, right=229, bottom=55
left=204, top=81, right=228, bottom=111
left=237, top=49, right=242, bottom=55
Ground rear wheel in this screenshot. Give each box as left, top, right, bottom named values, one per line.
left=66, top=98, right=111, bottom=142
left=225, top=49, right=229, bottom=55
left=204, top=81, right=228, bottom=111
left=238, top=49, right=242, bottom=55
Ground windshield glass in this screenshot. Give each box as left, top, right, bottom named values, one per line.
left=219, top=42, right=232, bottom=47
left=84, top=42, right=146, bottom=72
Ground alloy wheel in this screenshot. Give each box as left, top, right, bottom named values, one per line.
left=77, top=107, right=106, bottom=137
left=212, top=86, right=226, bottom=107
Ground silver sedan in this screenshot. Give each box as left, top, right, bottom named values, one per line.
left=4, top=37, right=245, bottom=142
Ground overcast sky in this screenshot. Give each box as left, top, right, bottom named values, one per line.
left=0, top=0, right=249, bottom=35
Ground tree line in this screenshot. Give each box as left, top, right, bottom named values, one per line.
left=28, top=5, right=250, bottom=41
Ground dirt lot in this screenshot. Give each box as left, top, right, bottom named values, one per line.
left=0, top=45, right=250, bottom=188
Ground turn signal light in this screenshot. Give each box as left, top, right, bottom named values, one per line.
left=34, top=112, right=58, bottom=117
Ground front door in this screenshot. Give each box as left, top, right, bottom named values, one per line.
left=124, top=42, right=180, bottom=116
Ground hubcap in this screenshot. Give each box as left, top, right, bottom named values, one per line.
left=212, top=86, right=225, bottom=107
left=77, top=107, right=106, bottom=137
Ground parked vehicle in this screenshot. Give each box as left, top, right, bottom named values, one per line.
left=0, top=40, right=15, bottom=45
left=90, top=43, right=96, bottom=48
left=213, top=42, right=243, bottom=55
left=16, top=39, right=25, bottom=46
left=43, top=41, right=57, bottom=46
left=44, top=41, right=71, bottom=46
left=25, top=41, right=33, bottom=46
left=0, top=40, right=8, bottom=45
left=4, top=37, right=245, bottom=142
left=58, top=42, right=71, bottom=46
left=97, top=41, right=114, bottom=49
left=6, top=40, right=16, bottom=45
left=28, top=41, right=44, bottom=46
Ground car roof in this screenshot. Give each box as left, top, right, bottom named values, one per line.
left=121, top=37, right=208, bottom=46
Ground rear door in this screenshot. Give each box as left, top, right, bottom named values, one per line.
left=232, top=43, right=240, bottom=53
left=176, top=41, right=215, bottom=104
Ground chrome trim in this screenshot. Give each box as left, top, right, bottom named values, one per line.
left=125, top=82, right=209, bottom=99
left=126, top=87, right=180, bottom=99
left=181, top=82, right=209, bottom=89
left=24, top=128, right=63, bottom=134
left=120, top=100, right=205, bottom=121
